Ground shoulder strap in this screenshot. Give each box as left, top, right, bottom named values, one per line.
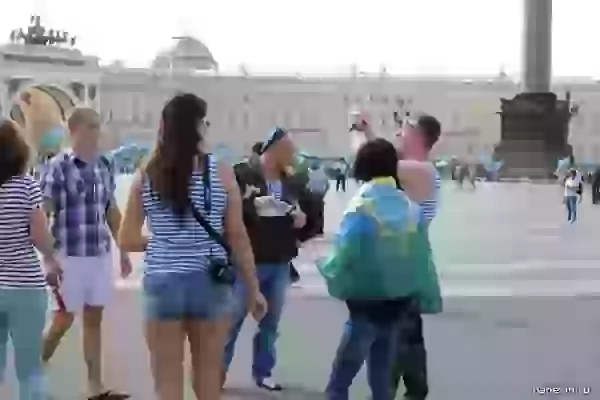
left=189, top=204, right=232, bottom=257
left=189, top=154, right=231, bottom=257
left=203, top=154, right=212, bottom=213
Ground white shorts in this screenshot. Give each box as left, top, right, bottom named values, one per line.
left=51, top=253, right=114, bottom=313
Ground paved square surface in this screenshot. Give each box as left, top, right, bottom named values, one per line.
left=3, top=180, right=600, bottom=399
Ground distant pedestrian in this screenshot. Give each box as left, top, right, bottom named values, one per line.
left=249, top=141, right=263, bottom=169
left=335, top=167, right=346, bottom=192
left=307, top=162, right=329, bottom=235
left=564, top=168, right=582, bottom=224
left=591, top=167, right=600, bottom=204
left=467, top=163, right=477, bottom=189
left=456, top=164, right=466, bottom=188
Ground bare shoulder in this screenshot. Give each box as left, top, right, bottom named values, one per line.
left=398, top=159, right=430, bottom=169
left=398, top=160, right=435, bottom=177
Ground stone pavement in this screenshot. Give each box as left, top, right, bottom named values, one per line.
left=3, top=181, right=600, bottom=399
left=4, top=294, right=598, bottom=399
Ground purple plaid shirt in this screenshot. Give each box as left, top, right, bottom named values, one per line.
left=40, top=149, right=116, bottom=257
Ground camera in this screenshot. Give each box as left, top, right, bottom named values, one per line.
left=208, top=258, right=235, bottom=285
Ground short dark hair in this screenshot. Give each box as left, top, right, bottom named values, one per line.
left=411, top=114, right=441, bottom=149
left=0, top=119, right=30, bottom=186
left=353, top=138, right=400, bottom=187
left=252, top=141, right=263, bottom=155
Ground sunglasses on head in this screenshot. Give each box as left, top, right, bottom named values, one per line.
left=260, top=127, right=286, bottom=154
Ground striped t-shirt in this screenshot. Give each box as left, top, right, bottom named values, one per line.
left=266, top=180, right=283, bottom=200
left=142, top=155, right=228, bottom=275
left=0, top=174, right=46, bottom=288
left=419, top=167, right=441, bottom=223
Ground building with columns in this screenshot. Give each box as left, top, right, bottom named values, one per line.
left=2, top=30, right=600, bottom=162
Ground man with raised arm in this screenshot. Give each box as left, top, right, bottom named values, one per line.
left=351, top=110, right=441, bottom=400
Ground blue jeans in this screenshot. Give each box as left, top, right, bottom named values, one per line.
left=143, top=270, right=233, bottom=320
left=565, top=195, right=578, bottom=222
left=326, top=306, right=401, bottom=400
left=223, top=263, right=290, bottom=379
left=0, top=288, right=48, bottom=400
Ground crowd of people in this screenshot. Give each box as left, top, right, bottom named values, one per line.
left=0, top=93, right=442, bottom=400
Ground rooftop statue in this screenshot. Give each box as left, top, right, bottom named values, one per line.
left=8, top=15, right=77, bottom=47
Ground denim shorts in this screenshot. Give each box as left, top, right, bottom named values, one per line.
left=143, top=270, right=233, bottom=320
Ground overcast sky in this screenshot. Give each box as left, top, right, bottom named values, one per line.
left=2, top=0, right=599, bottom=76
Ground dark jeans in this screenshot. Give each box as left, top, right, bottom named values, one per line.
left=315, top=197, right=325, bottom=234
left=391, top=301, right=429, bottom=399
left=326, top=299, right=410, bottom=400
left=565, top=195, right=578, bottom=223
left=336, top=177, right=346, bottom=192
left=591, top=183, right=600, bottom=204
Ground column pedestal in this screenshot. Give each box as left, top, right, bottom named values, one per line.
left=493, top=92, right=572, bottom=179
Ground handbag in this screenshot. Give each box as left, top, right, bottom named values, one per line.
left=188, top=155, right=236, bottom=285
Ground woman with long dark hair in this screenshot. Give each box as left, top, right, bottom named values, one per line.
left=0, top=119, right=60, bottom=400
left=118, top=93, right=266, bottom=400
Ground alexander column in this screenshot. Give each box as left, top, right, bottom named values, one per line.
left=494, top=0, right=573, bottom=178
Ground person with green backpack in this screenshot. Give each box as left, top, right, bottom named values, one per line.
left=318, top=139, right=441, bottom=400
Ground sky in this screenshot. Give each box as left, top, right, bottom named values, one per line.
left=1, top=0, right=599, bottom=76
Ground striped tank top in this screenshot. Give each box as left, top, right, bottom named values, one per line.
left=0, top=175, right=45, bottom=288
left=141, top=155, right=228, bottom=275
left=419, top=166, right=441, bottom=223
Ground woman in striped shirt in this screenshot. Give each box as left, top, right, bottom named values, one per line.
left=118, top=94, right=266, bottom=400
left=0, top=119, right=61, bottom=400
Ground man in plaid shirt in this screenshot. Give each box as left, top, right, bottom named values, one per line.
left=40, top=108, right=132, bottom=400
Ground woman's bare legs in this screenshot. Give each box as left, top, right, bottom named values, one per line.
left=145, top=320, right=186, bottom=400
left=187, top=315, right=231, bottom=400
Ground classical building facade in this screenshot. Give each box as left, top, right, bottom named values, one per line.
left=2, top=25, right=600, bottom=161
